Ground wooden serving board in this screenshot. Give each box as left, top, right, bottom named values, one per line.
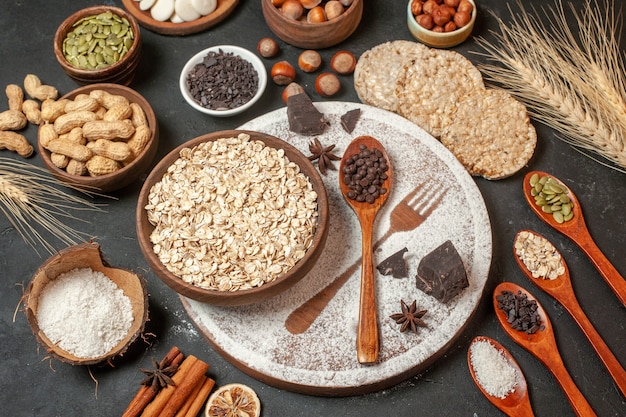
left=122, top=0, right=239, bottom=36
left=181, top=102, right=492, bottom=396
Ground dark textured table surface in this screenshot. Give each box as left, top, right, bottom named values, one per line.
left=1, top=1, right=625, bottom=416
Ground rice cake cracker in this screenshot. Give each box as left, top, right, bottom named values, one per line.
left=395, top=49, right=485, bottom=138
left=353, top=40, right=431, bottom=112
left=440, top=88, right=537, bottom=180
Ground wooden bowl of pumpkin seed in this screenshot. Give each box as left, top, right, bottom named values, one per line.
left=53, top=5, right=142, bottom=86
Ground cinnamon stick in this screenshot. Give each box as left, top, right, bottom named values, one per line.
left=141, top=355, right=198, bottom=417
left=157, top=356, right=210, bottom=417
left=173, top=376, right=206, bottom=417
left=122, top=346, right=183, bottom=417
left=181, top=377, right=215, bottom=417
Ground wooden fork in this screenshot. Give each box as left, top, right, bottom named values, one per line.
left=284, top=181, right=447, bottom=334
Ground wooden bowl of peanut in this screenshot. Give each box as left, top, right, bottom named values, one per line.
left=136, top=130, right=330, bottom=306
left=54, top=5, right=142, bottom=86
left=261, top=0, right=363, bottom=49
left=37, top=83, right=159, bottom=193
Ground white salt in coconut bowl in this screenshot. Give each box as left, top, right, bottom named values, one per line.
left=24, top=242, right=148, bottom=366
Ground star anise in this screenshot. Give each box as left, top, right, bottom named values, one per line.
left=390, top=300, right=428, bottom=333
left=140, top=358, right=178, bottom=392
left=307, top=138, right=341, bottom=175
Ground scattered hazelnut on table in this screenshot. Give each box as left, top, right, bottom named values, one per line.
left=298, top=50, right=322, bottom=72
left=271, top=61, right=297, bottom=85
left=315, top=72, right=341, bottom=97
left=330, top=50, right=356, bottom=74
left=257, top=37, right=279, bottom=58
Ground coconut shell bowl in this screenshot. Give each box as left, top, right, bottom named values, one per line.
left=24, top=242, right=149, bottom=366
left=136, top=130, right=330, bottom=306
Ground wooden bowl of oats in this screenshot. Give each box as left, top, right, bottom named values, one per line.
left=136, top=130, right=329, bottom=306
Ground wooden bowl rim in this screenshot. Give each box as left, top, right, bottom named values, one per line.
left=262, top=0, right=362, bottom=28
left=37, top=83, right=158, bottom=192
left=136, top=129, right=329, bottom=306
left=25, top=242, right=149, bottom=365
left=122, top=0, right=240, bottom=36
left=53, top=5, right=142, bottom=78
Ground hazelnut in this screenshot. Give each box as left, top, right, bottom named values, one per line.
left=281, top=0, right=304, bottom=20
left=282, top=82, right=305, bottom=104
left=272, top=0, right=287, bottom=6
left=422, top=0, right=438, bottom=14
left=443, top=0, right=460, bottom=7
left=330, top=50, right=357, bottom=75
left=315, top=72, right=341, bottom=97
left=411, top=0, right=424, bottom=16
left=415, top=13, right=434, bottom=30
left=271, top=61, right=297, bottom=85
left=300, top=0, right=322, bottom=9
left=306, top=5, right=327, bottom=23
left=457, top=0, right=474, bottom=14
left=444, top=21, right=457, bottom=32
left=431, top=5, right=453, bottom=26
left=325, top=1, right=345, bottom=20
left=298, top=50, right=322, bottom=72
left=432, top=25, right=445, bottom=33
left=453, top=10, right=471, bottom=28
left=257, top=37, right=279, bottom=58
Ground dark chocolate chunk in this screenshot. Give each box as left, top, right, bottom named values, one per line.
left=340, top=108, right=361, bottom=133
left=416, top=240, right=468, bottom=303
left=287, top=93, right=327, bottom=136
left=377, top=247, right=408, bottom=278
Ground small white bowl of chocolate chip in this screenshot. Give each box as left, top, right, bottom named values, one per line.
left=179, top=45, right=267, bottom=117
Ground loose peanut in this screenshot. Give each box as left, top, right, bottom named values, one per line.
left=41, top=99, right=70, bottom=122
left=82, top=119, right=135, bottom=141
left=24, top=74, right=58, bottom=101
left=45, top=138, right=93, bottom=162
left=89, top=89, right=129, bottom=109
left=53, top=110, right=98, bottom=134
left=50, top=153, right=70, bottom=169
left=66, top=159, right=88, bottom=176
left=103, top=103, right=132, bottom=122
left=0, top=131, right=33, bottom=157
left=86, top=155, right=121, bottom=176
left=125, top=124, right=151, bottom=162
left=64, top=97, right=100, bottom=113
left=6, top=84, right=24, bottom=112
left=91, top=139, right=131, bottom=161
left=0, top=110, right=27, bottom=131
left=38, top=123, right=58, bottom=148
left=130, top=103, right=148, bottom=127
left=22, top=100, right=42, bottom=125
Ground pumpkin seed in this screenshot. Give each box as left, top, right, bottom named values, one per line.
left=529, top=174, right=574, bottom=223
left=62, top=11, right=134, bottom=71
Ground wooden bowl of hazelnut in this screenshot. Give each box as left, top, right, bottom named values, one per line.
left=261, top=0, right=363, bottom=49
left=37, top=83, right=159, bottom=193
left=407, top=0, right=476, bottom=48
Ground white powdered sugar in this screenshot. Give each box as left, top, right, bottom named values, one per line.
left=470, top=340, right=517, bottom=398
left=182, top=102, right=492, bottom=394
left=37, top=267, right=133, bottom=358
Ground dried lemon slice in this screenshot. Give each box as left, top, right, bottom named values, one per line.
left=205, top=383, right=261, bottom=417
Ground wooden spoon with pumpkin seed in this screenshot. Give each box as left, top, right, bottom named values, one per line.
left=522, top=170, right=626, bottom=306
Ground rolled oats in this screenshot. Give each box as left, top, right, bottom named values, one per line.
left=514, top=231, right=565, bottom=280
left=145, top=133, right=319, bottom=291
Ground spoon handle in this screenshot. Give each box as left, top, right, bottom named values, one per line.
left=560, top=293, right=626, bottom=397
left=541, top=349, right=597, bottom=417
left=356, top=213, right=379, bottom=364
left=574, top=231, right=626, bottom=306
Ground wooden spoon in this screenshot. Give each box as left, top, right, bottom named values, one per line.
left=467, top=336, right=535, bottom=417
left=339, top=135, right=392, bottom=364
left=493, top=282, right=597, bottom=417
left=513, top=230, right=626, bottom=397
left=522, top=171, right=626, bottom=306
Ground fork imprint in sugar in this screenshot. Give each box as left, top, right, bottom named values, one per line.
left=284, top=181, right=447, bottom=334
